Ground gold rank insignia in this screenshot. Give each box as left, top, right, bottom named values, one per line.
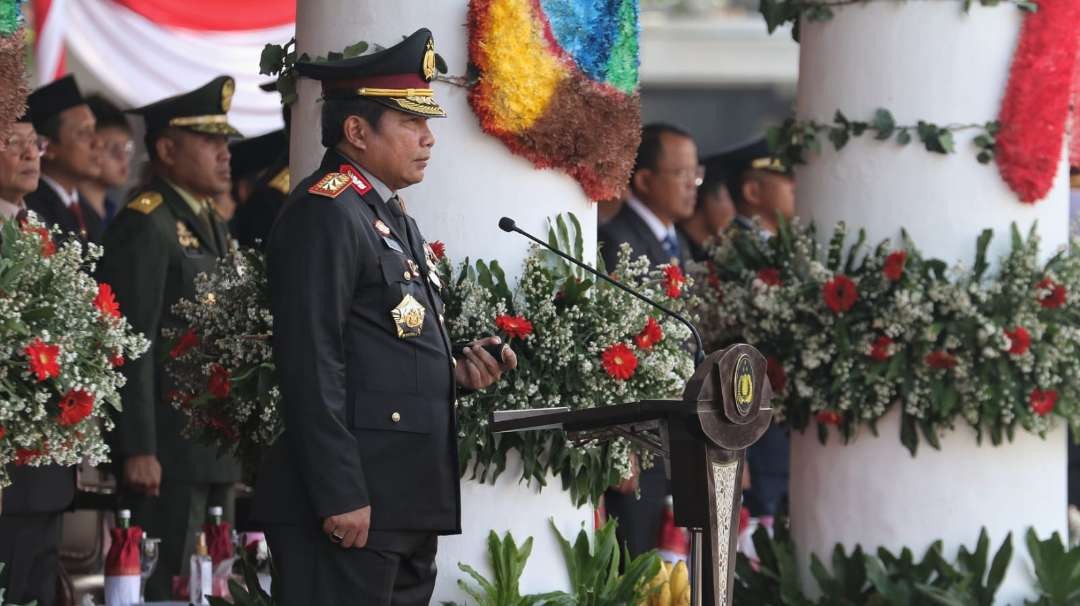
left=391, top=293, right=426, bottom=339
left=268, top=167, right=290, bottom=194
left=308, top=172, right=351, bottom=198
left=373, top=219, right=392, bottom=237
left=176, top=221, right=200, bottom=250
left=127, top=192, right=163, bottom=215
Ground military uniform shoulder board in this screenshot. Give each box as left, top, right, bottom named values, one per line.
left=308, top=172, right=352, bottom=198
left=268, top=167, right=291, bottom=194
left=127, top=192, right=164, bottom=214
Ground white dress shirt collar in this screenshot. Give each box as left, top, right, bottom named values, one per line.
left=41, top=174, right=79, bottom=208
left=626, top=194, right=677, bottom=244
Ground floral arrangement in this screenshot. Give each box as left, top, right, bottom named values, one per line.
left=164, top=247, right=280, bottom=473
left=690, top=218, right=1080, bottom=454
left=440, top=214, right=696, bottom=505
left=0, top=0, right=27, bottom=144
left=995, top=0, right=1080, bottom=203
left=0, top=217, right=149, bottom=486
left=165, top=214, right=696, bottom=505
left=467, top=0, right=641, bottom=201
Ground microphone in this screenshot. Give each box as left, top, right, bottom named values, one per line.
left=498, top=217, right=705, bottom=366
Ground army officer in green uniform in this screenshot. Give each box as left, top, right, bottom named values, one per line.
left=252, top=29, right=516, bottom=605
left=97, top=76, right=242, bottom=600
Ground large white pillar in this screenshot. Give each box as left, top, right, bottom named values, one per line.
left=790, top=5, right=1069, bottom=602
left=292, top=2, right=595, bottom=602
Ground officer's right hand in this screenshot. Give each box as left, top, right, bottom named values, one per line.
left=124, top=454, right=162, bottom=496
left=323, top=506, right=371, bottom=549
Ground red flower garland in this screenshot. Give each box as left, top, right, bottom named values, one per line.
left=57, top=389, right=94, bottom=426
left=1029, top=388, right=1057, bottom=417
left=601, top=343, right=638, bottom=381
left=25, top=338, right=61, bottom=382
left=495, top=314, right=534, bottom=339
left=883, top=251, right=906, bottom=282
left=1036, top=277, right=1067, bottom=309
left=822, top=275, right=858, bottom=314
left=94, top=282, right=122, bottom=319
left=995, top=0, right=1080, bottom=203
left=634, top=316, right=664, bottom=350
left=1005, top=326, right=1031, bottom=356
left=757, top=267, right=782, bottom=287
left=663, top=265, right=686, bottom=298
left=869, top=336, right=894, bottom=362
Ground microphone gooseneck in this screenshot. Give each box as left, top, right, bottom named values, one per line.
left=498, top=217, right=706, bottom=366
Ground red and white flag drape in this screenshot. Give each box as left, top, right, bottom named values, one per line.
left=31, top=0, right=294, bottom=135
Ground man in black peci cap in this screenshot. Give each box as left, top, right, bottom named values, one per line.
left=24, top=75, right=105, bottom=244
left=251, top=29, right=516, bottom=605
left=230, top=79, right=291, bottom=248
left=97, top=76, right=242, bottom=600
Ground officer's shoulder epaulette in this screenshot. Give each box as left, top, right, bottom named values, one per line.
left=268, top=167, right=290, bottom=194
left=308, top=172, right=351, bottom=198
left=126, top=191, right=164, bottom=215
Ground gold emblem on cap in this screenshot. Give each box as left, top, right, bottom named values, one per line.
left=221, top=78, right=235, bottom=112
left=733, top=353, right=754, bottom=416
left=422, top=38, right=437, bottom=81
left=391, top=293, right=426, bottom=339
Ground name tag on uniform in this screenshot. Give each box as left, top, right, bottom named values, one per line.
left=382, top=236, right=404, bottom=253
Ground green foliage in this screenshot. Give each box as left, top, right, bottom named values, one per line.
left=1024, top=528, right=1080, bottom=605
left=759, top=0, right=1037, bottom=38
left=734, top=524, right=809, bottom=605
left=549, top=518, right=663, bottom=605
left=445, top=530, right=567, bottom=606
left=207, top=550, right=276, bottom=606
left=767, top=110, right=1000, bottom=173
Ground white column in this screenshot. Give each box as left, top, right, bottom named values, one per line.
left=292, top=2, right=595, bottom=602
left=791, top=4, right=1069, bottom=603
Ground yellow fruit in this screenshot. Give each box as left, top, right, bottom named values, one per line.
left=668, top=560, right=689, bottom=603
left=653, top=583, right=671, bottom=606
left=674, top=585, right=690, bottom=606
left=638, top=562, right=670, bottom=606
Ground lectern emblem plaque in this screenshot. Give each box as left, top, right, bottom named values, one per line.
left=733, top=354, right=754, bottom=415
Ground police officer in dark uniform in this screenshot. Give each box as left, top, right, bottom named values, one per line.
left=24, top=75, right=105, bottom=245
left=725, top=138, right=795, bottom=520
left=97, top=76, right=242, bottom=600
left=251, top=29, right=516, bottom=605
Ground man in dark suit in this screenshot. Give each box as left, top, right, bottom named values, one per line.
left=24, top=75, right=105, bottom=245
left=597, top=122, right=699, bottom=558
left=252, top=29, right=516, bottom=606
left=725, top=138, right=796, bottom=520
left=97, top=76, right=243, bottom=600
left=677, top=151, right=737, bottom=262
left=0, top=112, right=69, bottom=606
left=230, top=79, right=291, bottom=249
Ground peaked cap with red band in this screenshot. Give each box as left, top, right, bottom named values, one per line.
left=296, top=28, right=446, bottom=119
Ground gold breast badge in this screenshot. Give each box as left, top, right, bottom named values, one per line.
left=176, top=221, right=200, bottom=251
left=391, top=293, right=426, bottom=339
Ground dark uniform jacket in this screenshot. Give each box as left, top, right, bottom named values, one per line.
left=97, top=176, right=241, bottom=483
left=231, top=158, right=289, bottom=249
left=25, top=179, right=104, bottom=245
left=598, top=202, right=690, bottom=271
left=252, top=149, right=460, bottom=533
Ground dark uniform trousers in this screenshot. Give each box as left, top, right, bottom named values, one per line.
left=0, top=465, right=74, bottom=606
left=252, top=150, right=460, bottom=605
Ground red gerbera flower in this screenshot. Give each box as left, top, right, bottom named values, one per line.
left=111, top=353, right=125, bottom=368
left=94, top=282, right=121, bottom=319
left=170, top=329, right=200, bottom=359
left=757, top=267, right=782, bottom=287
left=601, top=343, right=638, bottom=381
left=766, top=357, right=786, bottom=392
left=15, top=448, right=43, bottom=466
left=429, top=240, right=446, bottom=261
left=1030, top=388, right=1057, bottom=416
left=1005, top=326, right=1031, bottom=356
left=23, top=225, right=55, bottom=257
left=662, top=265, right=686, bottom=299
left=823, top=275, right=858, bottom=314
left=924, top=351, right=957, bottom=369
left=208, top=364, right=231, bottom=399
left=0, top=426, right=6, bottom=441
left=1036, top=277, right=1067, bottom=309
left=816, top=410, right=842, bottom=426
left=495, top=314, right=534, bottom=340
left=869, top=336, right=894, bottom=362
left=883, top=251, right=907, bottom=282
left=634, top=317, right=664, bottom=350
left=25, top=339, right=61, bottom=382
left=57, top=389, right=94, bottom=426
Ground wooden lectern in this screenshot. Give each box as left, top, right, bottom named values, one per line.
left=491, top=344, right=774, bottom=606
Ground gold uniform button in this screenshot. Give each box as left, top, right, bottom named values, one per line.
left=391, top=412, right=401, bottom=423
left=404, top=271, right=412, bottom=281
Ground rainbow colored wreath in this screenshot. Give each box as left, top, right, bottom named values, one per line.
left=467, top=0, right=641, bottom=201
